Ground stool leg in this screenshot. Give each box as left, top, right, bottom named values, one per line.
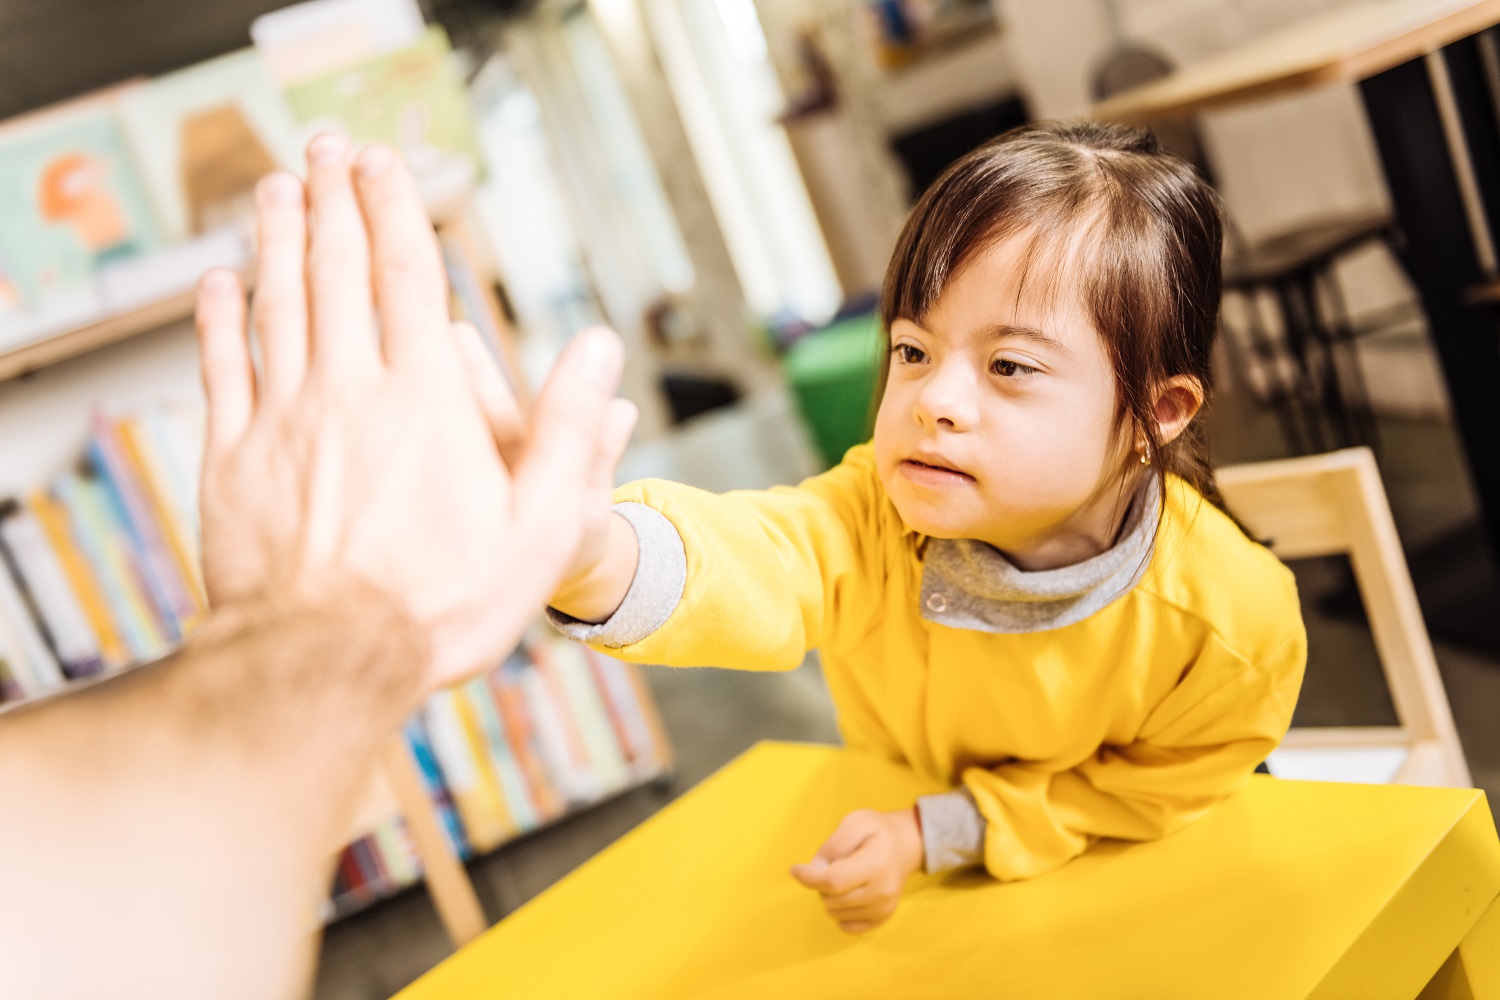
left=1417, top=889, right=1500, bottom=999
left=1228, top=285, right=1311, bottom=454
left=1315, top=261, right=1382, bottom=450
left=1274, top=278, right=1332, bottom=452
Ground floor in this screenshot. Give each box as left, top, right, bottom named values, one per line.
left=313, top=368, right=1500, bottom=1000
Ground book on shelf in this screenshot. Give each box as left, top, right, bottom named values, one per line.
left=0, top=402, right=206, bottom=703
left=329, top=634, right=670, bottom=917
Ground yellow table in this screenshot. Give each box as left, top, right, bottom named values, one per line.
left=399, top=743, right=1500, bottom=999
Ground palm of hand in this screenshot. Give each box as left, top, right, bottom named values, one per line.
left=196, top=137, right=624, bottom=693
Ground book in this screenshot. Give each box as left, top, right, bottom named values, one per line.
left=53, top=472, right=165, bottom=660
left=403, top=716, right=471, bottom=859
left=452, top=685, right=518, bottom=841
left=490, top=663, right=565, bottom=823
left=0, top=545, right=65, bottom=694
left=586, top=650, right=662, bottom=775
left=465, top=676, right=539, bottom=834
left=544, top=638, right=632, bottom=794
left=0, top=499, right=103, bottom=678
left=422, top=690, right=509, bottom=854
left=118, top=49, right=302, bottom=241
left=116, top=416, right=206, bottom=614
left=0, top=87, right=163, bottom=309
left=86, top=414, right=194, bottom=637
left=28, top=488, right=127, bottom=670
left=281, top=26, right=480, bottom=216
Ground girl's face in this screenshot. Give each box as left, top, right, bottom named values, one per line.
left=873, top=234, right=1136, bottom=570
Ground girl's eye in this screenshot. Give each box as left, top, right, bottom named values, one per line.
left=894, top=344, right=927, bottom=364
left=992, top=358, right=1039, bottom=378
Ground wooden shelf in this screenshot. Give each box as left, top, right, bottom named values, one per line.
left=0, top=289, right=199, bottom=383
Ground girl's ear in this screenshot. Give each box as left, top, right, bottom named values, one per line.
left=1152, top=375, right=1205, bottom=445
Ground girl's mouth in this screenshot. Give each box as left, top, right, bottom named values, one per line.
left=899, top=459, right=976, bottom=486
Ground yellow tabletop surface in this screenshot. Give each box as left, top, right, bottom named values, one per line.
left=398, top=742, right=1500, bottom=1000
left=1093, top=0, right=1500, bottom=123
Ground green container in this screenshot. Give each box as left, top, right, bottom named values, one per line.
left=782, top=313, right=884, bottom=469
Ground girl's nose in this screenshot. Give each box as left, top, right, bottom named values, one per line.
left=913, top=362, right=979, bottom=432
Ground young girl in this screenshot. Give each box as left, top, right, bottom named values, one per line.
left=549, top=121, right=1306, bottom=934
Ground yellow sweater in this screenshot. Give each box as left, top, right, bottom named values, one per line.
left=602, top=445, right=1307, bottom=880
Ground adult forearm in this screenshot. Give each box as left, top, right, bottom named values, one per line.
left=0, top=579, right=426, bottom=1000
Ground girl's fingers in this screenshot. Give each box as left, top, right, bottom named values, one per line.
left=352, top=143, right=450, bottom=364
left=516, top=327, right=625, bottom=521
left=449, top=321, right=526, bottom=466
left=303, top=133, right=379, bottom=375
left=819, top=883, right=878, bottom=910
left=591, top=397, right=639, bottom=492
left=837, top=920, right=879, bottom=935
left=250, top=171, right=310, bottom=400
left=197, top=269, right=254, bottom=452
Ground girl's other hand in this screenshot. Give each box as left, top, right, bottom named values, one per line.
left=789, top=807, right=923, bottom=933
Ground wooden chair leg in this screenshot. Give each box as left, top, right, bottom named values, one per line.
left=380, top=737, right=488, bottom=948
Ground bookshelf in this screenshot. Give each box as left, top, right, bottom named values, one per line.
left=0, top=290, right=201, bottom=384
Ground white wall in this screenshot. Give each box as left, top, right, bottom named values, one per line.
left=0, top=323, right=203, bottom=497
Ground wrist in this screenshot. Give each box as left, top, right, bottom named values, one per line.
left=887, top=807, right=925, bottom=878
left=551, top=511, right=639, bottom=623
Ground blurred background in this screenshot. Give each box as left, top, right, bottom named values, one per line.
left=0, top=0, right=1496, bottom=996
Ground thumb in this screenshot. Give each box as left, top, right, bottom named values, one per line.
left=816, top=810, right=879, bottom=864
left=789, top=857, right=830, bottom=889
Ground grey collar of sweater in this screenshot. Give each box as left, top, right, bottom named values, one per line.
left=919, top=474, right=1162, bottom=635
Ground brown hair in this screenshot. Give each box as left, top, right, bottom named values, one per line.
left=877, top=119, right=1228, bottom=513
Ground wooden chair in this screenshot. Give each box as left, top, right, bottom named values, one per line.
left=1216, top=447, right=1471, bottom=787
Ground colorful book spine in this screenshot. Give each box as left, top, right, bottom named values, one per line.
left=422, top=690, right=508, bottom=854
left=28, top=489, right=128, bottom=670
left=403, top=717, right=472, bottom=859
left=490, top=664, right=566, bottom=822
left=586, top=650, right=662, bottom=775
left=117, top=416, right=206, bottom=616
left=544, top=638, right=632, bottom=794
left=0, top=536, right=65, bottom=694
left=86, top=415, right=192, bottom=639
left=465, top=676, right=540, bottom=834
left=452, top=686, right=518, bottom=841
left=0, top=499, right=104, bottom=678
left=54, top=474, right=164, bottom=661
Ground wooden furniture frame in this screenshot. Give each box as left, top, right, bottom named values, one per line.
left=1217, top=447, right=1471, bottom=787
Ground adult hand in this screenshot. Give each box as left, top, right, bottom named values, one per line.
left=195, top=133, right=626, bottom=692
left=790, top=808, right=923, bottom=933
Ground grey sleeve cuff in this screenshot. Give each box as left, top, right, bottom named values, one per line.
left=916, top=787, right=987, bottom=874
left=545, top=501, right=687, bottom=649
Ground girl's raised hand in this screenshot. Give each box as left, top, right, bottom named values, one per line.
left=790, top=807, right=923, bottom=933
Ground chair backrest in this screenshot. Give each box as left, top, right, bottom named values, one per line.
left=1216, top=447, right=1471, bottom=786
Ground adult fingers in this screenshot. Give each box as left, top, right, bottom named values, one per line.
left=515, top=327, right=625, bottom=526
left=449, top=321, right=526, bottom=467
left=250, top=171, right=310, bottom=401
left=304, top=133, right=379, bottom=375
left=353, top=143, right=450, bottom=364
left=196, top=268, right=254, bottom=452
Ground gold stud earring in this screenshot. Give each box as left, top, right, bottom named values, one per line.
left=1138, top=441, right=1152, bottom=466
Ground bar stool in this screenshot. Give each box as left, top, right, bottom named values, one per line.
left=1093, top=46, right=1403, bottom=455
